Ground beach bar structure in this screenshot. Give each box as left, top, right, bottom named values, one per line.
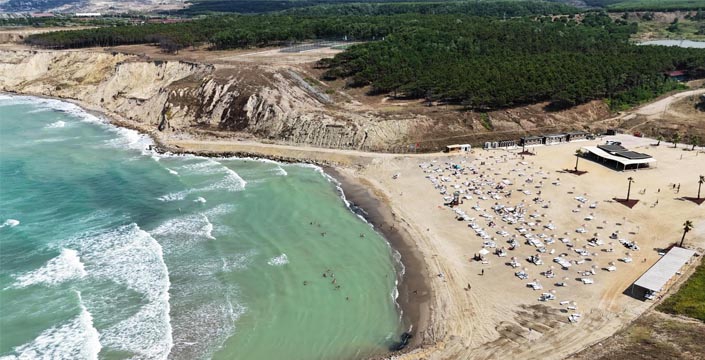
left=543, top=133, right=569, bottom=145
left=630, top=247, right=697, bottom=299
left=484, top=140, right=517, bottom=149
left=445, top=144, right=471, bottom=153
left=581, top=144, right=656, bottom=171
left=566, top=131, right=588, bottom=142
left=520, top=136, right=543, bottom=147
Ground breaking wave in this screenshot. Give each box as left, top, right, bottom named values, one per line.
left=65, top=224, right=173, bottom=359
left=45, top=120, right=66, bottom=129
left=1, top=219, right=20, bottom=228
left=267, top=253, right=289, bottom=266
left=1, top=291, right=101, bottom=360
left=12, top=248, right=87, bottom=288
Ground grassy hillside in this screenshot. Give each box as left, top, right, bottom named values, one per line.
left=658, top=257, right=705, bottom=322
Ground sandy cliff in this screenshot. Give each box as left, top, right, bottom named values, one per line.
left=0, top=49, right=424, bottom=151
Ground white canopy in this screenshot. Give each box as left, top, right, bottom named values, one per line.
left=633, top=247, right=696, bottom=292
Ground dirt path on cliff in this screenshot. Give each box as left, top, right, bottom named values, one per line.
left=167, top=139, right=442, bottom=166
left=595, top=88, right=705, bottom=126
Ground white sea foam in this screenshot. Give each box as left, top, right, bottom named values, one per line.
left=1, top=94, right=154, bottom=154
left=45, top=120, right=66, bottom=129
left=33, top=137, right=75, bottom=143
left=167, top=284, right=246, bottom=359
left=157, top=191, right=188, bottom=202
left=149, top=212, right=229, bottom=251
left=26, top=107, right=52, bottom=114
left=103, top=127, right=153, bottom=154
left=12, top=248, right=87, bottom=288
left=158, top=160, right=246, bottom=201
left=220, top=253, right=252, bottom=273
left=166, top=168, right=179, bottom=176
left=193, top=197, right=207, bottom=203
left=2, top=291, right=102, bottom=360
left=1, top=219, right=20, bottom=228
left=243, top=157, right=288, bottom=176
left=202, top=214, right=215, bottom=240
left=64, top=224, right=173, bottom=359
left=267, top=253, right=289, bottom=266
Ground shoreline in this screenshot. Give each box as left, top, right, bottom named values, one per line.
left=1, top=91, right=431, bottom=359
left=325, top=167, right=432, bottom=354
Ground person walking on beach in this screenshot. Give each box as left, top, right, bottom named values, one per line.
left=481, top=269, right=485, bottom=276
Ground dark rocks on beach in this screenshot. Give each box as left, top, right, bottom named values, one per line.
left=389, top=332, right=412, bottom=351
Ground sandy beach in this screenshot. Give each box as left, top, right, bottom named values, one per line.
left=346, top=137, right=704, bottom=360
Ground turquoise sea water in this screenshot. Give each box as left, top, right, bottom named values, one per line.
left=0, top=95, right=403, bottom=360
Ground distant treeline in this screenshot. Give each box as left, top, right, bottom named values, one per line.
left=24, top=2, right=576, bottom=50
left=560, top=0, right=705, bottom=11
left=606, top=0, right=705, bottom=11
left=319, top=13, right=705, bottom=110
left=282, top=1, right=578, bottom=16
left=24, top=16, right=401, bottom=50
left=23, top=11, right=705, bottom=112
left=177, top=0, right=417, bottom=14
left=177, top=0, right=576, bottom=15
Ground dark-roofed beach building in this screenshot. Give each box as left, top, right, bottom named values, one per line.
left=581, top=144, right=656, bottom=171
left=566, top=131, right=588, bottom=142
left=543, top=133, right=568, bottom=145
left=520, top=136, right=543, bottom=147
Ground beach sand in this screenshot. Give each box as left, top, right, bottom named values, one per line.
left=344, top=136, right=704, bottom=360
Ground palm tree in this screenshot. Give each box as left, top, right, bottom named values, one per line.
left=656, top=135, right=663, bottom=146
left=679, top=220, right=693, bottom=247
left=691, top=135, right=701, bottom=151
left=626, top=176, right=634, bottom=201
left=672, top=133, right=681, bottom=148
left=574, top=149, right=583, bottom=172
left=698, top=175, right=704, bottom=199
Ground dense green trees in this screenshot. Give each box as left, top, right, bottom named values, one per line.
left=179, top=0, right=576, bottom=15
left=23, top=10, right=705, bottom=112
left=320, top=14, right=705, bottom=110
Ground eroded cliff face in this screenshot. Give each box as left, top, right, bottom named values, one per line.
left=0, top=49, right=418, bottom=151
left=0, top=49, right=613, bottom=151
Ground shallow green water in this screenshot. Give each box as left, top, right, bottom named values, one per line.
left=0, top=95, right=402, bottom=360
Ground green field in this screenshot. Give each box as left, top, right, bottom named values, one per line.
left=607, top=0, right=705, bottom=11
left=657, top=257, right=705, bottom=322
